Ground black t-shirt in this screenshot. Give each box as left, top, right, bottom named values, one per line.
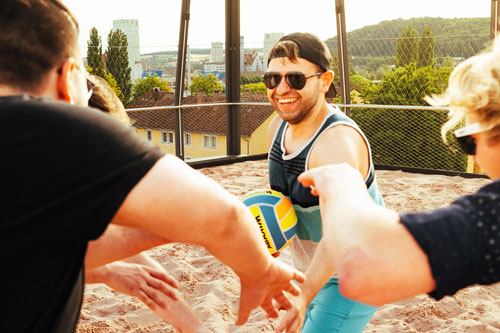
left=400, top=179, right=500, bottom=300
left=0, top=95, right=165, bottom=332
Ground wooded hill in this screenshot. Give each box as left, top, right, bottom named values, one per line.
left=325, top=17, right=490, bottom=59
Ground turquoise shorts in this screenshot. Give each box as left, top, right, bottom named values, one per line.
left=302, top=277, right=377, bottom=332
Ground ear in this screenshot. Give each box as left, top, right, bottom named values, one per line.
left=320, top=70, right=334, bottom=94
left=56, top=58, right=77, bottom=103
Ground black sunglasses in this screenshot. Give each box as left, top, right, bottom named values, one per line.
left=263, top=71, right=323, bottom=90
left=454, top=123, right=489, bottom=155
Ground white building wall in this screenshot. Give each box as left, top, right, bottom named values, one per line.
left=210, top=42, right=224, bottom=63
left=263, top=32, right=284, bottom=70
left=204, top=63, right=225, bottom=72
left=113, top=19, right=143, bottom=83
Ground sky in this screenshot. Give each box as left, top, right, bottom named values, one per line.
left=63, top=0, right=491, bottom=54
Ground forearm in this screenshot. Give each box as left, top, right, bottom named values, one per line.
left=112, top=155, right=273, bottom=281
left=299, top=164, right=435, bottom=305
left=86, top=253, right=157, bottom=284
left=85, top=224, right=169, bottom=270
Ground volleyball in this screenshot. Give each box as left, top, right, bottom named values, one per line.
left=242, top=189, right=297, bottom=254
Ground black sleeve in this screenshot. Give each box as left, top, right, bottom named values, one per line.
left=400, top=180, right=500, bottom=300
left=1, top=96, right=166, bottom=242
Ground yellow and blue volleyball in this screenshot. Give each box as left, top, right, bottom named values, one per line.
left=242, top=189, right=297, bottom=254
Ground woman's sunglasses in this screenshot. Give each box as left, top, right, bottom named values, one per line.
left=454, top=122, right=491, bottom=155
left=263, top=71, right=323, bottom=90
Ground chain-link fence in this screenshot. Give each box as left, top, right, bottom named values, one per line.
left=78, top=1, right=494, bottom=173
left=326, top=15, right=490, bottom=173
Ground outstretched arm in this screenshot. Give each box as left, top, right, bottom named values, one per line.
left=85, top=224, right=169, bottom=270
left=298, top=164, right=436, bottom=306
left=111, top=154, right=305, bottom=324
left=278, top=125, right=372, bottom=332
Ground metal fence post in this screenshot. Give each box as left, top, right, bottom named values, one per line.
left=492, top=0, right=500, bottom=40
left=173, top=0, right=191, bottom=159
left=225, top=0, right=241, bottom=156
left=335, top=0, right=351, bottom=116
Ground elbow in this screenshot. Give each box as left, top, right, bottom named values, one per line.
left=336, top=248, right=385, bottom=306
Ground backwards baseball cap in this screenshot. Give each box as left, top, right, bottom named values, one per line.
left=268, top=32, right=337, bottom=98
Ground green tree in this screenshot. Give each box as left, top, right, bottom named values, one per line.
left=240, top=82, right=266, bottom=94
left=440, top=57, right=454, bottom=68
left=189, top=73, right=224, bottom=96
left=349, top=74, right=375, bottom=95
left=132, top=75, right=172, bottom=102
left=240, top=75, right=250, bottom=85
left=395, top=25, right=419, bottom=67
left=418, top=25, right=435, bottom=68
left=103, top=71, right=123, bottom=101
left=87, top=27, right=105, bottom=77
left=354, top=64, right=466, bottom=171
left=105, top=29, right=132, bottom=105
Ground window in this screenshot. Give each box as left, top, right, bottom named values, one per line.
left=202, top=134, right=217, bottom=149
left=146, top=130, right=152, bottom=142
left=184, top=133, right=192, bottom=146
left=161, top=131, right=174, bottom=145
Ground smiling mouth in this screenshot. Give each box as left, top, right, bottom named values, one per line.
left=277, top=98, right=298, bottom=104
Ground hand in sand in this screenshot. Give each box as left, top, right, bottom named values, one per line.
left=88, top=257, right=210, bottom=332
left=236, top=259, right=306, bottom=326
left=89, top=260, right=179, bottom=307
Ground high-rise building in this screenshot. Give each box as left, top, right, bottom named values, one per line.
left=113, top=19, right=143, bottom=82
left=263, top=32, right=284, bottom=70
left=210, top=42, right=224, bottom=63
left=240, top=36, right=245, bottom=72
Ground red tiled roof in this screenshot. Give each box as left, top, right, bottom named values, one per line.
left=126, top=90, right=275, bottom=137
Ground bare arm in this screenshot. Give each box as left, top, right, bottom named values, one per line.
left=302, top=125, right=371, bottom=297
left=111, top=154, right=305, bottom=324
left=277, top=125, right=371, bottom=332
left=85, top=224, right=169, bottom=270
left=87, top=253, right=210, bottom=333
left=298, top=164, right=436, bottom=306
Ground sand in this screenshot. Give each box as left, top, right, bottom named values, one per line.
left=76, top=160, right=496, bottom=333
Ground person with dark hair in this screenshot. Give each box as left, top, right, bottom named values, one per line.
left=297, top=37, right=500, bottom=312
left=265, top=32, right=384, bottom=332
left=0, top=1, right=304, bottom=332
left=86, top=76, right=210, bottom=332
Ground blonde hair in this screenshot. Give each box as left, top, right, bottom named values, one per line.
left=425, top=37, right=500, bottom=144
left=88, top=75, right=130, bottom=126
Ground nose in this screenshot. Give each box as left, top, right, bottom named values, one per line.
left=275, top=75, right=291, bottom=95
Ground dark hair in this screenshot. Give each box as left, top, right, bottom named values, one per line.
left=268, top=40, right=302, bottom=65
left=0, top=0, right=79, bottom=91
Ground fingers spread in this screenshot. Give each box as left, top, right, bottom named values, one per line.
left=285, top=282, right=301, bottom=297
left=292, top=270, right=306, bottom=284
left=145, top=267, right=179, bottom=289
left=136, top=289, right=158, bottom=311
left=274, top=292, right=292, bottom=311
left=144, top=275, right=179, bottom=301
left=261, top=300, right=279, bottom=319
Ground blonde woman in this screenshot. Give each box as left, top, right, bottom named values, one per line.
left=295, top=37, right=500, bottom=309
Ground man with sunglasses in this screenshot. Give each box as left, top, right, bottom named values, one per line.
left=265, top=32, right=385, bottom=332
left=0, top=1, right=305, bottom=332
left=295, top=37, right=500, bottom=319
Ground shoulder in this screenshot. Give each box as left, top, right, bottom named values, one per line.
left=267, top=115, right=282, bottom=149
left=309, top=123, right=369, bottom=170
